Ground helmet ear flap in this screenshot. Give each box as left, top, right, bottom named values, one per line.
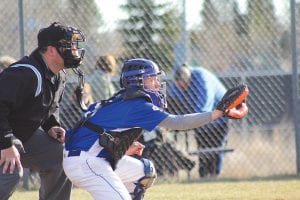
left=120, top=74, right=143, bottom=89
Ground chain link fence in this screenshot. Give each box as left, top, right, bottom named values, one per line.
left=0, top=0, right=298, bottom=186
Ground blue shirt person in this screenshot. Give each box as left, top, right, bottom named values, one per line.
left=168, top=64, right=228, bottom=177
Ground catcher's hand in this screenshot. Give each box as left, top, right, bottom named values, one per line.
left=226, top=102, right=248, bottom=119
left=216, top=83, right=249, bottom=119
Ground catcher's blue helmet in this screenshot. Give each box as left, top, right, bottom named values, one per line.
left=120, top=58, right=167, bottom=108
left=120, top=58, right=162, bottom=88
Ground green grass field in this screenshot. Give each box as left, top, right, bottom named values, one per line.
left=11, top=177, right=300, bottom=200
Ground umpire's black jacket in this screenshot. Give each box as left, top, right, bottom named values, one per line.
left=0, top=49, right=66, bottom=149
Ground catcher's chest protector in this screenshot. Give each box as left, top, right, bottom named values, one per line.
left=99, top=128, right=143, bottom=170
left=80, top=118, right=143, bottom=170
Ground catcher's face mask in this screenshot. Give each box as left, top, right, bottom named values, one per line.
left=143, top=73, right=167, bottom=109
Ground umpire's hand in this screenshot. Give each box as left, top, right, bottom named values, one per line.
left=48, top=126, right=66, bottom=143
left=0, top=145, right=23, bottom=175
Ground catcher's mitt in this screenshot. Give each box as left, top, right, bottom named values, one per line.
left=216, top=83, right=249, bottom=119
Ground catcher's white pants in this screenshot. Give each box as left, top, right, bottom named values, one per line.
left=63, top=150, right=145, bottom=200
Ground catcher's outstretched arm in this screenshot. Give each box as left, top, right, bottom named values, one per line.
left=159, top=83, right=249, bottom=131
left=159, top=103, right=248, bottom=131
left=158, top=110, right=223, bottom=131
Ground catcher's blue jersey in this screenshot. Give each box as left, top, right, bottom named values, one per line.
left=65, top=98, right=169, bottom=151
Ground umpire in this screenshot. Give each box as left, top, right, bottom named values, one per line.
left=0, top=22, right=86, bottom=200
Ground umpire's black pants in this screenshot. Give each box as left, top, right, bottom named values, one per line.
left=0, top=128, right=72, bottom=200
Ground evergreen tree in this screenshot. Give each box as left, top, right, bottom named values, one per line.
left=64, top=0, right=103, bottom=36
left=118, top=0, right=181, bottom=71
left=194, top=0, right=240, bottom=71
left=62, top=0, right=103, bottom=71
left=233, top=0, right=248, bottom=36
left=201, top=0, right=219, bottom=30
left=247, top=0, right=277, bottom=37
left=247, top=0, right=281, bottom=69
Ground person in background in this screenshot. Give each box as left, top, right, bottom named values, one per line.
left=0, top=55, right=16, bottom=73
left=167, top=64, right=229, bottom=178
left=88, top=54, right=118, bottom=101
left=0, top=21, right=86, bottom=200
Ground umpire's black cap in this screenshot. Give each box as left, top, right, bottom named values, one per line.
left=37, top=22, right=68, bottom=48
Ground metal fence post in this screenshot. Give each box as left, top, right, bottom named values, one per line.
left=175, top=0, right=187, bottom=68
left=290, top=0, right=300, bottom=174
left=18, top=0, right=25, bottom=57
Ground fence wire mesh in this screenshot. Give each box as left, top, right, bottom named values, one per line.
left=0, top=0, right=298, bottom=185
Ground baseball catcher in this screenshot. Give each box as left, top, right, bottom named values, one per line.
left=63, top=58, right=249, bottom=200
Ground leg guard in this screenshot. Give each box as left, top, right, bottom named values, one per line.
left=131, top=158, right=157, bottom=200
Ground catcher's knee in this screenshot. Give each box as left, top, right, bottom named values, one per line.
left=131, top=158, right=157, bottom=200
